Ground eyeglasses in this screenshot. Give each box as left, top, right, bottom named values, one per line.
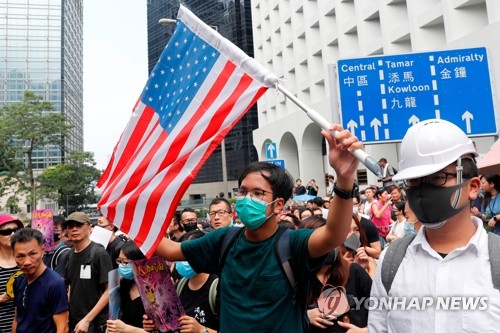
left=236, top=187, right=273, bottom=202
left=116, top=258, right=130, bottom=265
left=181, top=219, right=197, bottom=224
left=0, top=228, right=20, bottom=236
left=209, top=210, right=229, bottom=217
left=404, top=172, right=457, bottom=187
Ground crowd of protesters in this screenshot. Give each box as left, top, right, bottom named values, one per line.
left=0, top=119, right=499, bottom=332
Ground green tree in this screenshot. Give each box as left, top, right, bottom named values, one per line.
left=38, top=151, right=102, bottom=215
left=0, top=91, right=72, bottom=208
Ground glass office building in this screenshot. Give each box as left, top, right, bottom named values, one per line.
left=0, top=0, right=84, bottom=169
left=147, top=0, right=257, bottom=192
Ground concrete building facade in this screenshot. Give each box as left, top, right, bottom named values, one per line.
left=251, top=0, right=500, bottom=195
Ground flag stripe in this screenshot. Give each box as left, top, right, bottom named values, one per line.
left=97, top=99, right=156, bottom=189
left=141, top=85, right=268, bottom=255
left=122, top=65, right=254, bottom=240
left=134, top=72, right=257, bottom=247
left=97, top=98, right=141, bottom=188
left=101, top=55, right=231, bottom=208
left=98, top=5, right=278, bottom=256
left=99, top=110, right=161, bottom=208
left=101, top=57, right=237, bottom=228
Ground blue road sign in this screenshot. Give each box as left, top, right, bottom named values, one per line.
left=337, top=47, right=496, bottom=143
left=266, top=142, right=277, bottom=159
left=264, top=159, right=285, bottom=169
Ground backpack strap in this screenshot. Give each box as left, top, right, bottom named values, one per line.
left=219, top=227, right=295, bottom=289
left=51, top=245, right=71, bottom=269
left=218, top=227, right=245, bottom=275
left=381, top=235, right=416, bottom=294
left=84, top=242, right=99, bottom=268
left=209, top=278, right=219, bottom=316
left=488, top=232, right=500, bottom=291
left=176, top=277, right=188, bottom=296
left=66, top=242, right=100, bottom=271
left=275, top=227, right=311, bottom=331
left=274, top=228, right=295, bottom=291
left=215, top=227, right=244, bottom=317
left=381, top=232, right=500, bottom=295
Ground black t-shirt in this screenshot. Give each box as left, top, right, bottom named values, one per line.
left=120, top=279, right=146, bottom=328
left=360, top=216, right=380, bottom=245
left=295, top=185, right=306, bottom=195
left=65, top=241, right=113, bottom=330
left=178, top=274, right=219, bottom=330
left=307, top=185, right=318, bottom=196
left=309, top=264, right=372, bottom=332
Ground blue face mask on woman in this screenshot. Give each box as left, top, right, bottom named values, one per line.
left=175, top=261, right=196, bottom=279
left=403, top=221, right=417, bottom=237
left=235, top=197, right=276, bottom=230
left=118, top=263, right=134, bottom=280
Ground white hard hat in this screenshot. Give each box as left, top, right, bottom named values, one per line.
left=393, top=119, right=478, bottom=181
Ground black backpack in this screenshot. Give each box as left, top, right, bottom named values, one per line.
left=50, top=244, right=71, bottom=270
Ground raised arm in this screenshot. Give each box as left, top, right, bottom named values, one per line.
left=155, top=237, right=186, bottom=261
left=308, top=124, right=363, bottom=258
left=371, top=200, right=392, bottom=218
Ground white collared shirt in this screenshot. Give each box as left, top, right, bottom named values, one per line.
left=369, top=217, right=500, bottom=333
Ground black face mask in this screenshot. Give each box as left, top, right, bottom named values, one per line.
left=182, top=222, right=198, bottom=232
left=406, top=182, right=469, bottom=228
left=53, top=233, right=61, bottom=242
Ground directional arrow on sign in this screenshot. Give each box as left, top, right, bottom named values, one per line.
left=462, top=110, right=473, bottom=133
left=409, top=115, right=420, bottom=126
left=347, top=119, right=358, bottom=136
left=371, top=118, right=381, bottom=140
left=267, top=144, right=276, bottom=158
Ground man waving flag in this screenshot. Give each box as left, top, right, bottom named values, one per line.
left=97, top=5, right=278, bottom=256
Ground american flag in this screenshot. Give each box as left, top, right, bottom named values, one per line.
left=97, top=5, right=278, bottom=257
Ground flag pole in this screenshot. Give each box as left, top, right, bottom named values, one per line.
left=276, top=83, right=383, bottom=177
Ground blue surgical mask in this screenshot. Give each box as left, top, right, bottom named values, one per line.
left=175, top=261, right=196, bottom=279
left=403, top=222, right=417, bottom=237
left=118, top=263, right=134, bottom=280
left=234, top=196, right=276, bottom=230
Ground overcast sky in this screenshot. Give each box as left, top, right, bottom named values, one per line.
left=83, top=0, right=148, bottom=170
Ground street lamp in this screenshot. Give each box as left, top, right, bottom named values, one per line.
left=66, top=193, right=80, bottom=216
left=158, top=18, right=176, bottom=26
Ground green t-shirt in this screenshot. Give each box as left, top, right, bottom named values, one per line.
left=181, top=227, right=323, bottom=333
